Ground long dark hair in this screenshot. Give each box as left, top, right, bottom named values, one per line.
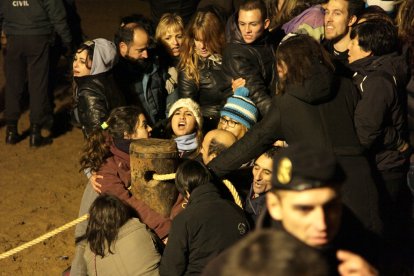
left=275, top=34, right=334, bottom=94
left=79, top=106, right=143, bottom=172
left=396, top=0, right=414, bottom=67
left=78, top=195, right=134, bottom=257
left=175, top=159, right=210, bottom=197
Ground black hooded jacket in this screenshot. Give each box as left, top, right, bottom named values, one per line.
left=349, top=53, right=410, bottom=171
left=159, top=183, right=248, bottom=276
left=208, top=63, right=362, bottom=177
left=222, top=14, right=276, bottom=117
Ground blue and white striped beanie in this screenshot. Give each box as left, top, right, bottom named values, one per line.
left=220, top=87, right=258, bottom=129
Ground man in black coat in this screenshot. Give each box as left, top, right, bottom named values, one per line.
left=222, top=0, right=275, bottom=117
left=347, top=19, right=413, bottom=259
left=113, top=14, right=167, bottom=131
left=160, top=160, right=249, bottom=276
left=1, top=0, right=72, bottom=147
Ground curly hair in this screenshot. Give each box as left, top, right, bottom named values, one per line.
left=79, top=106, right=143, bottom=173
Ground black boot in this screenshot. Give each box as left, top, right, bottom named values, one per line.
left=29, top=124, right=52, bottom=148
left=5, top=123, right=21, bottom=145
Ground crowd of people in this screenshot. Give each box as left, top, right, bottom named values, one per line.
left=2, top=0, right=414, bottom=275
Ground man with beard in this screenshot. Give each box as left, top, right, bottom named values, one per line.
left=323, top=0, right=365, bottom=76
left=113, top=14, right=167, bottom=129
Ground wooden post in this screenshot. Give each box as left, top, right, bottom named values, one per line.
left=130, top=138, right=179, bottom=217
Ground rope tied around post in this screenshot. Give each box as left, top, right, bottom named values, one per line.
left=0, top=173, right=242, bottom=260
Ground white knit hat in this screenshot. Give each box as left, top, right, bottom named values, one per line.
left=168, top=98, right=203, bottom=128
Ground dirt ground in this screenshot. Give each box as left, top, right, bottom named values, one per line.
left=0, top=1, right=150, bottom=275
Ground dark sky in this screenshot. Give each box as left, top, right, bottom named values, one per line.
left=75, top=0, right=150, bottom=40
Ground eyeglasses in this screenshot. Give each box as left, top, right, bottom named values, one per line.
left=219, top=117, right=240, bottom=128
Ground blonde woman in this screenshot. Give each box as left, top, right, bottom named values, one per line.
left=155, top=13, right=184, bottom=111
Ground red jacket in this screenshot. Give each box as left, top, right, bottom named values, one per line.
left=97, top=142, right=175, bottom=239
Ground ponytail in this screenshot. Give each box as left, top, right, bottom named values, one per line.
left=79, top=106, right=144, bottom=173
left=79, top=128, right=110, bottom=173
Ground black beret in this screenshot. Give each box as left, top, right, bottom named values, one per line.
left=271, top=145, right=345, bottom=191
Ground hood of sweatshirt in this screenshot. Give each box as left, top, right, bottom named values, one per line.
left=90, top=38, right=117, bottom=75
left=285, top=62, right=335, bottom=104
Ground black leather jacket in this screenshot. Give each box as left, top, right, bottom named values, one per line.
left=73, top=72, right=125, bottom=138
left=222, top=14, right=276, bottom=117
left=178, top=57, right=232, bottom=119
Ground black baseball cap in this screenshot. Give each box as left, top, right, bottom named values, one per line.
left=271, top=145, right=345, bottom=191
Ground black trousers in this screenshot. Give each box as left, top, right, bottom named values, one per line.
left=338, top=155, right=383, bottom=237
left=5, top=35, right=51, bottom=125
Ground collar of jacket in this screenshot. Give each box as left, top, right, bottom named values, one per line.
left=109, top=139, right=130, bottom=164
left=74, top=71, right=109, bottom=85
left=348, top=55, right=379, bottom=75
left=348, top=52, right=399, bottom=76
left=116, top=56, right=158, bottom=78
left=187, top=183, right=220, bottom=206
left=226, top=12, right=270, bottom=46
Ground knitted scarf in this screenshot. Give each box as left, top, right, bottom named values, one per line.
left=174, top=132, right=198, bottom=153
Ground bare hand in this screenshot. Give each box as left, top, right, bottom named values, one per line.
left=232, top=78, right=246, bottom=92
left=399, top=141, right=409, bottom=153
left=337, top=250, right=378, bottom=276
left=274, top=140, right=288, bottom=147
left=90, top=172, right=103, bottom=193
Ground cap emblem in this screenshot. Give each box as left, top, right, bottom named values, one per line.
left=277, top=157, right=292, bottom=184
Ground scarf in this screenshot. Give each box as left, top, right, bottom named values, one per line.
left=113, top=138, right=132, bottom=154
left=174, top=133, right=198, bottom=152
